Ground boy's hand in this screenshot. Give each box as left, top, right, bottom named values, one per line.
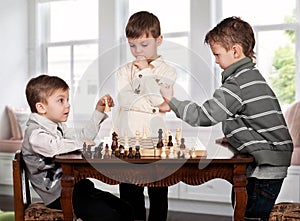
left=160, top=84, right=174, bottom=103
left=96, top=94, right=114, bottom=113
left=215, top=137, right=228, bottom=145
left=158, top=101, right=171, bottom=113
left=134, top=56, right=149, bottom=70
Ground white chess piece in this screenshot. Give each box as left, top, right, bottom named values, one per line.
left=184, top=149, right=191, bottom=159
left=142, top=126, right=147, bottom=139
left=175, top=128, right=181, bottom=145
left=135, top=130, right=140, bottom=146
left=168, top=146, right=175, bottom=159
left=191, top=147, right=197, bottom=158
left=104, top=96, right=111, bottom=112
left=160, top=146, right=167, bottom=159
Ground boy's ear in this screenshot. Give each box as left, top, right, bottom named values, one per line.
left=232, top=44, right=244, bottom=58
left=36, top=102, right=46, bottom=114
left=156, top=35, right=163, bottom=46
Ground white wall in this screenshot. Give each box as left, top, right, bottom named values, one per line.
left=0, top=0, right=29, bottom=139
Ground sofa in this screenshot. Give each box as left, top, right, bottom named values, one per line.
left=0, top=106, right=29, bottom=153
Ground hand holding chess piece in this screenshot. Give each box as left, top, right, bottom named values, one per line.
left=96, top=94, right=114, bottom=113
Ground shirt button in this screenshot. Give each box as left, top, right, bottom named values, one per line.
left=152, top=108, right=156, bottom=113
left=139, top=74, right=142, bottom=78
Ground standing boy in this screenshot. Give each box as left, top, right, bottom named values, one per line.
left=115, top=11, right=177, bottom=221
left=22, top=74, right=133, bottom=221
left=160, top=17, right=293, bottom=221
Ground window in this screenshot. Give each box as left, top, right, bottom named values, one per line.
left=38, top=0, right=99, bottom=96
left=220, top=0, right=299, bottom=108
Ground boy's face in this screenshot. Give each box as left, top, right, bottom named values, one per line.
left=209, top=42, right=237, bottom=70
left=127, top=34, right=162, bottom=60
left=37, top=88, right=71, bottom=123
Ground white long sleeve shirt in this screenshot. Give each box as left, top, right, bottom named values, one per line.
left=115, top=56, right=176, bottom=137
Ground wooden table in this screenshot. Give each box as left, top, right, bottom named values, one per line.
left=55, top=144, right=253, bottom=221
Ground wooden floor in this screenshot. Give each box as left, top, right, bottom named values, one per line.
left=0, top=194, right=231, bottom=221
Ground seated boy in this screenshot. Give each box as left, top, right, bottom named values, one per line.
left=22, top=74, right=133, bottom=221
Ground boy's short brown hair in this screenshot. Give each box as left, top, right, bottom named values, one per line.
left=125, top=11, right=161, bottom=39
left=25, top=74, right=69, bottom=113
left=205, top=16, right=256, bottom=59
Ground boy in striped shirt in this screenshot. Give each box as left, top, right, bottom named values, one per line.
left=160, top=16, right=293, bottom=221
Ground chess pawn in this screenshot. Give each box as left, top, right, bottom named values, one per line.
left=191, top=147, right=197, bottom=159
left=85, top=145, right=92, bottom=159
left=135, top=146, right=141, bottom=159
left=180, top=138, right=186, bottom=150
left=160, top=146, right=167, bottom=159
left=82, top=142, right=87, bottom=156
left=184, top=149, right=191, bottom=159
left=104, top=144, right=110, bottom=159
left=127, top=147, right=134, bottom=159
left=104, top=96, right=111, bottom=112
left=93, top=146, right=99, bottom=159
left=119, top=145, right=125, bottom=159
left=168, top=146, right=175, bottom=159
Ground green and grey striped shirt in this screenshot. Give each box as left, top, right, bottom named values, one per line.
left=169, top=57, right=293, bottom=178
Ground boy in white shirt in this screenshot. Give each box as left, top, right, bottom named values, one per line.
left=115, top=11, right=177, bottom=221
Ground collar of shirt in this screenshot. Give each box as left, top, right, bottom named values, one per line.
left=28, top=113, right=62, bottom=135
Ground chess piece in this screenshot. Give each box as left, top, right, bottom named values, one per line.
left=160, top=146, right=167, bottom=159
left=175, top=128, right=181, bottom=145
left=127, top=147, right=134, bottom=158
left=180, top=138, right=186, bottom=150
left=104, top=144, right=110, bottom=159
left=184, top=149, right=191, bottom=159
left=104, top=96, right=111, bottom=112
left=135, top=146, right=141, bottom=158
left=168, top=146, right=175, bottom=159
left=84, top=145, right=92, bottom=159
left=82, top=142, right=87, bottom=156
left=111, top=131, right=118, bottom=156
left=135, top=130, right=141, bottom=147
left=165, top=129, right=171, bottom=144
left=119, top=145, right=125, bottom=158
left=167, top=135, right=173, bottom=147
left=191, top=147, right=197, bottom=158
left=142, top=126, right=147, bottom=139
left=156, top=129, right=164, bottom=149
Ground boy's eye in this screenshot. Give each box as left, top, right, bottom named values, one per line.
left=129, top=44, right=135, bottom=48
left=58, top=98, right=64, bottom=103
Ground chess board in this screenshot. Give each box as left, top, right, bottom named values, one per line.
left=114, top=137, right=207, bottom=157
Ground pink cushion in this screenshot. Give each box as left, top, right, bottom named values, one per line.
left=6, top=106, right=30, bottom=140
left=284, top=101, right=300, bottom=165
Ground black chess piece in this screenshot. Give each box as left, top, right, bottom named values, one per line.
left=111, top=131, right=118, bottom=156
left=167, top=135, right=173, bottom=147
left=82, top=142, right=87, bottom=156
left=127, top=147, right=134, bottom=158
left=135, top=146, right=141, bottom=159
left=86, top=145, right=93, bottom=159
left=157, top=129, right=164, bottom=148
left=180, top=138, right=186, bottom=149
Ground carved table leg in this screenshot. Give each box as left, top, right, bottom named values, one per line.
left=60, top=164, right=75, bottom=221
left=233, top=164, right=248, bottom=221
